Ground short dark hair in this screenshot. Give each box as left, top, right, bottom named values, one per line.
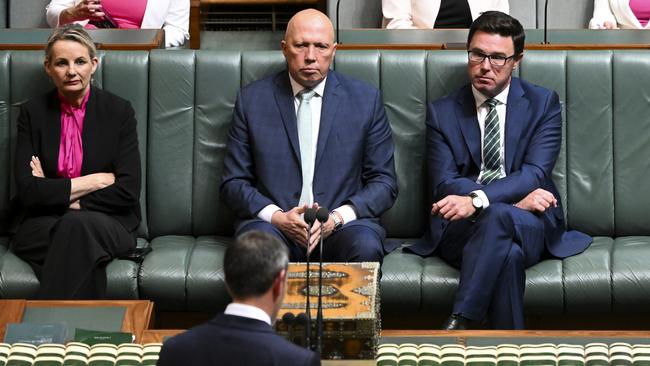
left=224, top=231, right=289, bottom=300
left=467, top=11, right=525, bottom=57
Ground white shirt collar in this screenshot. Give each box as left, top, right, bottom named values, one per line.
left=224, top=303, right=272, bottom=326
left=289, top=74, right=327, bottom=98
left=472, top=83, right=510, bottom=109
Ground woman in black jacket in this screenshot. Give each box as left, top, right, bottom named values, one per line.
left=11, top=24, right=141, bottom=299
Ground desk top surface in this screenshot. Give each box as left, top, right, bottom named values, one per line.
left=337, top=29, right=650, bottom=50
left=0, top=29, right=164, bottom=50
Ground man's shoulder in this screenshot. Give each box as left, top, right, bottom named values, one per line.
left=329, top=69, right=380, bottom=94
left=512, top=77, right=557, bottom=100
left=428, top=84, right=471, bottom=109
left=240, top=70, right=285, bottom=94
left=163, top=315, right=316, bottom=360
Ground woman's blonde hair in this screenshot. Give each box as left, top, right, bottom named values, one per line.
left=45, top=24, right=97, bottom=61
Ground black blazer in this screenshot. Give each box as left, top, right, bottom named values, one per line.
left=13, top=86, right=141, bottom=232
left=157, top=313, right=321, bottom=366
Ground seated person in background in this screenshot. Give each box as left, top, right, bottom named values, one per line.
left=11, top=24, right=141, bottom=299
left=407, top=11, right=591, bottom=329
left=157, top=231, right=321, bottom=366
left=589, top=0, right=650, bottom=29
left=220, top=9, right=398, bottom=264
left=45, top=0, right=189, bottom=48
left=382, top=0, right=509, bottom=29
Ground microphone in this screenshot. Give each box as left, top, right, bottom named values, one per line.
left=315, top=207, right=329, bottom=354
left=303, top=207, right=317, bottom=350
left=282, top=312, right=297, bottom=345
left=336, top=0, right=342, bottom=44
left=295, top=312, right=309, bottom=348
left=316, top=207, right=329, bottom=225
left=304, top=208, right=317, bottom=226
left=543, top=0, right=550, bottom=44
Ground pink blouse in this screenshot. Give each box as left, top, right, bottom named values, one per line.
left=85, top=0, right=148, bottom=29
left=57, top=90, right=90, bottom=179
left=630, top=0, right=650, bottom=27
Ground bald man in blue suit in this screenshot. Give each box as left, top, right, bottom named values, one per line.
left=407, top=12, right=591, bottom=329
left=220, top=9, right=397, bottom=262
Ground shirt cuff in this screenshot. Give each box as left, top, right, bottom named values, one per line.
left=471, top=190, right=490, bottom=209
left=333, top=204, right=357, bottom=225
left=258, top=204, right=282, bottom=223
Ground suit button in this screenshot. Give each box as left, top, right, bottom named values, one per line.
left=293, top=192, right=300, bottom=199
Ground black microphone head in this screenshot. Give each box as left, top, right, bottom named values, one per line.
left=304, top=208, right=317, bottom=225
left=282, top=312, right=295, bottom=325
left=295, top=312, right=308, bottom=326
left=316, top=207, right=329, bottom=223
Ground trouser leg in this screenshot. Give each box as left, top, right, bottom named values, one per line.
left=437, top=203, right=545, bottom=328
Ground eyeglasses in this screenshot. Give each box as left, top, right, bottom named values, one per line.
left=468, top=51, right=516, bottom=67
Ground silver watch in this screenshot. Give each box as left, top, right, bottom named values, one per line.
left=330, top=212, right=343, bottom=231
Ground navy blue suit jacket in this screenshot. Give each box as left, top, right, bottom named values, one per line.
left=409, top=77, right=591, bottom=258
left=157, top=313, right=320, bottom=366
left=220, top=70, right=397, bottom=249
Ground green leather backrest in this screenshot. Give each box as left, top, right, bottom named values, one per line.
left=2, top=49, right=649, bottom=240
left=145, top=50, right=286, bottom=238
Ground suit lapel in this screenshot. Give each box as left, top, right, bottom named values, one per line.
left=455, top=86, right=481, bottom=168
left=504, top=78, right=529, bottom=173
left=314, top=71, right=340, bottom=172
left=273, top=73, right=301, bottom=162
left=43, top=90, right=62, bottom=176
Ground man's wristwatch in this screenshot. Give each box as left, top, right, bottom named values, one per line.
left=469, top=192, right=484, bottom=218
left=330, top=212, right=343, bottom=231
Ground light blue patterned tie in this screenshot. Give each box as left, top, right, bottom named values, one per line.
left=479, top=98, right=501, bottom=184
left=297, top=89, right=316, bottom=206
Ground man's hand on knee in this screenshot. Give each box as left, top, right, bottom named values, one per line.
left=432, top=195, right=475, bottom=221
left=514, top=188, right=557, bottom=213
left=271, top=206, right=310, bottom=247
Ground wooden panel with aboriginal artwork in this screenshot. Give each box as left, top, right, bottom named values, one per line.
left=277, top=262, right=380, bottom=360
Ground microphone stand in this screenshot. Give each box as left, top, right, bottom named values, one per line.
left=543, top=0, right=550, bottom=44
left=336, top=0, right=342, bottom=44
left=303, top=208, right=316, bottom=351
left=315, top=207, right=329, bottom=355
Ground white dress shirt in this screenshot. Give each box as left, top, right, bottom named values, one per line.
left=470, top=84, right=510, bottom=208
left=257, top=75, right=357, bottom=226
left=224, top=302, right=272, bottom=326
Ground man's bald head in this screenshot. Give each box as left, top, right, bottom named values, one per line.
left=281, top=9, right=337, bottom=88
left=285, top=9, right=335, bottom=44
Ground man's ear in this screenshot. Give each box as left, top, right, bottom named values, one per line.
left=272, top=269, right=287, bottom=300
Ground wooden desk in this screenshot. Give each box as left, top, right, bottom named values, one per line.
left=0, top=29, right=164, bottom=51
left=140, top=329, right=184, bottom=343
left=0, top=300, right=154, bottom=342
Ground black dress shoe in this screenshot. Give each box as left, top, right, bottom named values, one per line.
left=442, top=314, right=471, bottom=330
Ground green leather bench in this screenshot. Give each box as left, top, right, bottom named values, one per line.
left=1, top=50, right=649, bottom=328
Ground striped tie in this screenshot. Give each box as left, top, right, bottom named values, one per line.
left=297, top=89, right=316, bottom=206
left=479, top=98, right=501, bottom=184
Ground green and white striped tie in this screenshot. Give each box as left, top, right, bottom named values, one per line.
left=297, top=89, right=316, bottom=206
left=479, top=98, right=502, bottom=184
